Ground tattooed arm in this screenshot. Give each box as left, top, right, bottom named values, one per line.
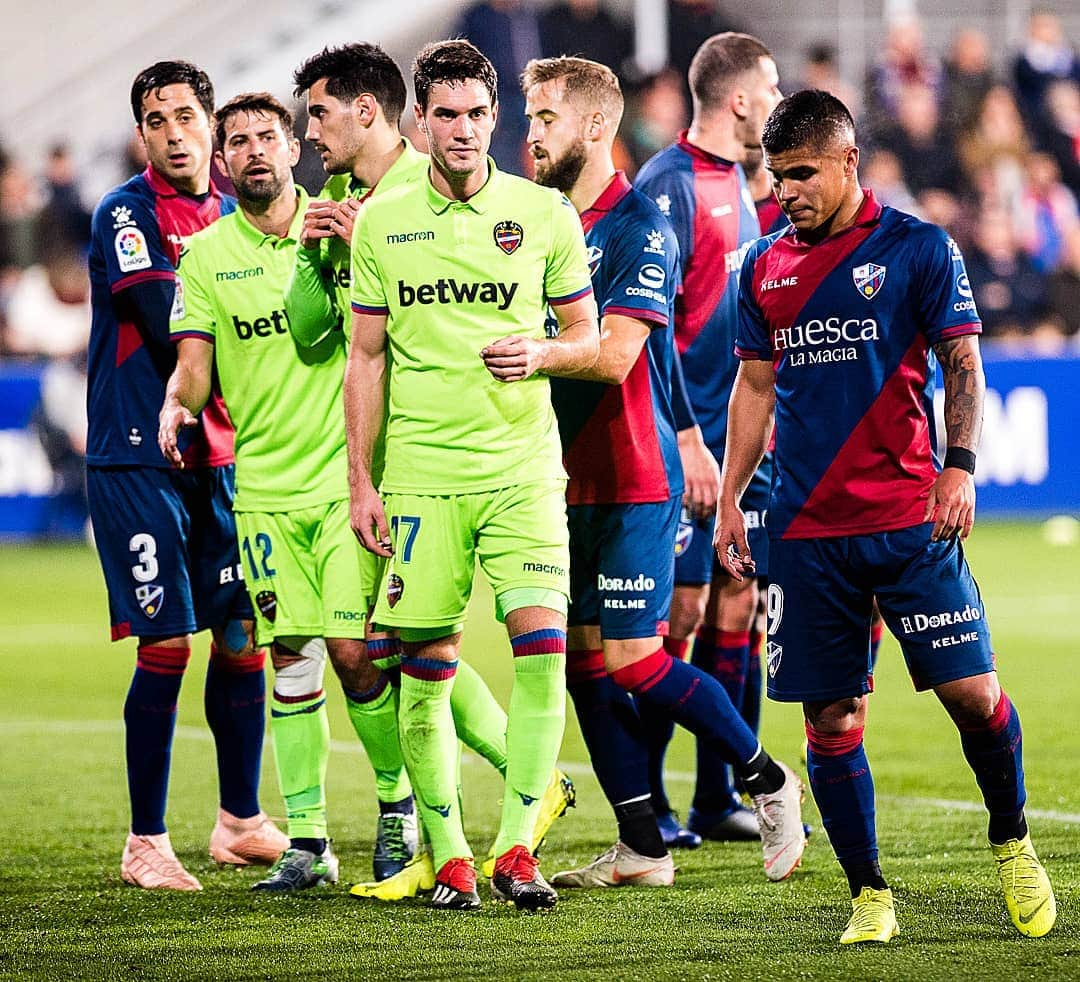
left=924, top=335, right=985, bottom=540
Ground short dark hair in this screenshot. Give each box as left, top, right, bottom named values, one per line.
left=292, top=43, right=407, bottom=124
left=214, top=92, right=294, bottom=150
left=413, top=40, right=497, bottom=112
left=130, top=61, right=214, bottom=124
left=761, top=89, right=856, bottom=157
left=688, top=32, right=772, bottom=111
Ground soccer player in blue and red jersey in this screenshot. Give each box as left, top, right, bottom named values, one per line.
left=521, top=56, right=806, bottom=889
left=716, top=89, right=1056, bottom=943
left=87, top=62, right=285, bottom=890
left=635, top=33, right=783, bottom=845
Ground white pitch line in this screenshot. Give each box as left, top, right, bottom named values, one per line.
left=4, top=718, right=1080, bottom=826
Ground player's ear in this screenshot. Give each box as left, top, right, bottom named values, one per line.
left=414, top=103, right=425, bottom=133
left=214, top=149, right=227, bottom=173
left=845, top=145, right=860, bottom=176
left=730, top=85, right=748, bottom=120
left=355, top=93, right=377, bottom=126
left=586, top=111, right=604, bottom=141
left=288, top=137, right=301, bottom=167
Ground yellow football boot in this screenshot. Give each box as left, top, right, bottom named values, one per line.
left=992, top=834, right=1056, bottom=938
left=839, top=887, right=900, bottom=945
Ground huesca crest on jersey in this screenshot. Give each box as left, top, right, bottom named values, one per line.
left=852, top=262, right=886, bottom=299
left=493, top=220, right=523, bottom=255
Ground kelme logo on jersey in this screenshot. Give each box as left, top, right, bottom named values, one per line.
left=255, top=590, right=277, bottom=623
left=233, top=309, right=291, bottom=340
left=136, top=584, right=164, bottom=619
left=386, top=573, right=404, bottom=608
left=493, top=220, right=523, bottom=255
left=397, top=279, right=518, bottom=311
left=852, top=262, right=887, bottom=299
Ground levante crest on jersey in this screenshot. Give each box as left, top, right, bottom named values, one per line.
left=493, top=220, right=523, bottom=255
left=852, top=262, right=886, bottom=299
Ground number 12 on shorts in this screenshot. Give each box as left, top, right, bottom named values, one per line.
left=242, top=533, right=276, bottom=580
left=390, top=515, right=421, bottom=563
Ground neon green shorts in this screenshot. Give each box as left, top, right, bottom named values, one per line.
left=373, top=480, right=570, bottom=630
left=235, top=498, right=381, bottom=645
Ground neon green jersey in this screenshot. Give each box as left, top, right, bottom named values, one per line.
left=350, top=161, right=593, bottom=494
left=285, top=139, right=428, bottom=346
left=172, top=186, right=348, bottom=511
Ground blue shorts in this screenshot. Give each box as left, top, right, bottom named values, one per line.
left=674, top=468, right=770, bottom=584
left=87, top=465, right=252, bottom=641
left=765, top=523, right=995, bottom=703
left=567, top=494, right=679, bottom=639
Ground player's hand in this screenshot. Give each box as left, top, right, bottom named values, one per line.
left=350, top=481, right=394, bottom=557
left=714, top=499, right=755, bottom=581
left=677, top=428, right=719, bottom=519
left=480, top=335, right=545, bottom=382
left=158, top=402, right=198, bottom=469
left=330, top=198, right=361, bottom=244
left=924, top=466, right=976, bottom=541
left=299, top=200, right=337, bottom=249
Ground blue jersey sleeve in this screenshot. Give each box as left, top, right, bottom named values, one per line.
left=734, top=239, right=772, bottom=360
left=92, top=187, right=176, bottom=294
left=601, top=212, right=679, bottom=327
left=914, top=228, right=983, bottom=345
left=635, top=165, right=696, bottom=281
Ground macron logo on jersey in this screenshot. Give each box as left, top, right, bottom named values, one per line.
left=216, top=266, right=263, bottom=282
left=397, top=278, right=518, bottom=311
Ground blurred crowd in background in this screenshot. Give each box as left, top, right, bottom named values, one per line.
left=1, top=1, right=1078, bottom=483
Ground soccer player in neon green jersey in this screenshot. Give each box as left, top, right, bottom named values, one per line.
left=285, top=44, right=576, bottom=901
left=158, top=92, right=418, bottom=892
left=347, top=40, right=599, bottom=912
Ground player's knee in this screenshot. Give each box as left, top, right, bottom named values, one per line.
left=669, top=585, right=707, bottom=637
left=937, top=672, right=1001, bottom=728
left=213, top=618, right=256, bottom=660
left=804, top=695, right=865, bottom=733
left=327, top=636, right=381, bottom=690
left=272, top=636, right=327, bottom=699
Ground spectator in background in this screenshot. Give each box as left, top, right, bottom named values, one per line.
left=1017, top=152, right=1079, bottom=273
left=40, top=145, right=91, bottom=253
left=539, top=0, right=633, bottom=79
left=959, top=85, right=1030, bottom=214
left=1013, top=9, right=1080, bottom=120
left=2, top=246, right=89, bottom=358
left=667, top=0, right=741, bottom=102
left=623, top=69, right=688, bottom=170
left=860, top=148, right=920, bottom=214
left=865, top=13, right=942, bottom=140
left=877, top=82, right=963, bottom=196
left=1035, top=79, right=1080, bottom=194
left=798, top=43, right=861, bottom=121
left=1046, top=225, right=1080, bottom=339
left=454, top=0, right=542, bottom=173
left=0, top=155, right=42, bottom=274
left=942, top=28, right=995, bottom=132
left=965, top=205, right=1049, bottom=342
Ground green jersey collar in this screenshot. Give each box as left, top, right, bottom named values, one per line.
left=234, top=185, right=310, bottom=248
left=424, top=157, right=500, bottom=215
left=348, top=139, right=426, bottom=197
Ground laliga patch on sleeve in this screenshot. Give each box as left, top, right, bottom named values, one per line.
left=170, top=277, right=186, bottom=321
left=115, top=226, right=152, bottom=273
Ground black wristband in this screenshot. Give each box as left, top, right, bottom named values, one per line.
left=944, top=447, right=976, bottom=474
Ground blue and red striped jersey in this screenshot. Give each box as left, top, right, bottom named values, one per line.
left=735, top=191, right=982, bottom=539
left=550, top=172, right=683, bottom=506
left=635, top=133, right=761, bottom=459
left=87, top=165, right=236, bottom=468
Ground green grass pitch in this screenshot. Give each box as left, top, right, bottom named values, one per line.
left=0, top=522, right=1077, bottom=980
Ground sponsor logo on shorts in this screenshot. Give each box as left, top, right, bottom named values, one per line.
left=597, top=573, right=656, bottom=592
left=219, top=563, right=243, bottom=585
left=493, top=219, right=524, bottom=255
left=852, top=262, right=886, bottom=299
left=522, top=561, right=566, bottom=576
left=255, top=590, right=277, bottom=623
left=899, top=603, right=982, bottom=634
left=215, top=266, right=263, bottom=281
left=386, top=230, right=435, bottom=244
left=387, top=573, right=404, bottom=608
left=766, top=640, right=783, bottom=677
left=932, top=631, right=979, bottom=649
left=333, top=610, right=365, bottom=621
left=744, top=509, right=766, bottom=530
left=136, top=584, right=164, bottom=619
